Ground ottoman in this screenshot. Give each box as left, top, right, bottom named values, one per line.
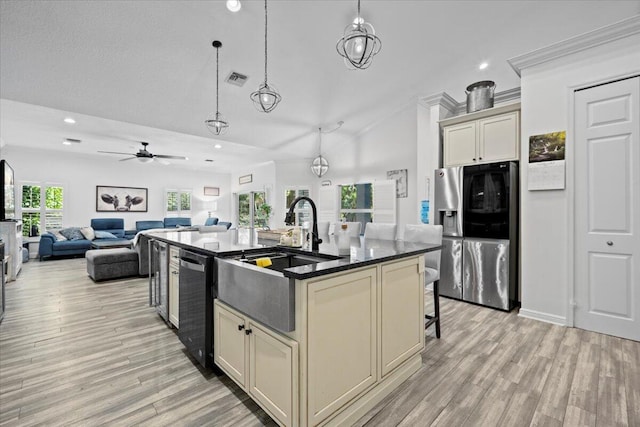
left=86, top=248, right=139, bottom=282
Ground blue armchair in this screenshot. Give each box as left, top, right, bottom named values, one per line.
left=218, top=221, right=232, bottom=229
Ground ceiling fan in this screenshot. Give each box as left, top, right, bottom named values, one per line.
left=98, top=142, right=188, bottom=163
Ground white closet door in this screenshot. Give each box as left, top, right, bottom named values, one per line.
left=373, top=180, right=396, bottom=224
left=574, top=76, right=640, bottom=341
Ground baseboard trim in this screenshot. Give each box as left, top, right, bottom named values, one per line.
left=518, top=308, right=567, bottom=326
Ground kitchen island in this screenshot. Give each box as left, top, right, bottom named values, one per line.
left=147, top=229, right=440, bottom=427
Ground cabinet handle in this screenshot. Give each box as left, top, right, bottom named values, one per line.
left=479, top=157, right=483, bottom=160
left=245, top=328, right=252, bottom=335
left=472, top=158, right=476, bottom=161
left=172, top=271, right=178, bottom=275
left=238, top=324, right=245, bottom=331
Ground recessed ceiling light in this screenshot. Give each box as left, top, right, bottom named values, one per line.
left=214, top=144, right=222, bottom=149
left=226, top=0, right=241, bottom=12
left=478, top=62, right=489, bottom=70
left=64, top=117, right=76, bottom=124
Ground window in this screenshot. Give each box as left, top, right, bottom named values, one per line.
left=284, top=187, right=310, bottom=226
left=339, top=183, right=373, bottom=233
left=166, top=189, right=191, bottom=217
left=237, top=191, right=267, bottom=228
left=21, top=184, right=64, bottom=236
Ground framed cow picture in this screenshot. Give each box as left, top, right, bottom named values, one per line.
left=96, top=186, right=148, bottom=212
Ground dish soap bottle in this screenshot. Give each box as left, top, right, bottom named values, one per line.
left=337, top=223, right=350, bottom=254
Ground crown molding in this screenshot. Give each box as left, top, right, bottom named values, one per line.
left=508, top=15, right=640, bottom=76
left=422, top=87, right=521, bottom=118
left=419, top=92, right=458, bottom=112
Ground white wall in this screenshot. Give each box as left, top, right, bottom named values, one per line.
left=230, top=160, right=276, bottom=228
left=519, top=33, right=640, bottom=324
left=316, top=104, right=419, bottom=236
left=274, top=160, right=319, bottom=229
left=4, top=146, right=232, bottom=230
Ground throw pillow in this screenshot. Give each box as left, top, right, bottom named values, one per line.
left=59, top=227, right=85, bottom=241
left=80, top=226, right=96, bottom=241
left=53, top=232, right=67, bottom=241
left=94, top=230, right=118, bottom=239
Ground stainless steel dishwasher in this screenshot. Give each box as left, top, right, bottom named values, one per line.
left=178, top=249, right=215, bottom=369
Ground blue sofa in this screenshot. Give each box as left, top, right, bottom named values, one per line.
left=39, top=218, right=131, bottom=260
left=163, top=217, right=192, bottom=228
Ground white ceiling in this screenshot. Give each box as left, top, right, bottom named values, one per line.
left=1, top=0, right=639, bottom=171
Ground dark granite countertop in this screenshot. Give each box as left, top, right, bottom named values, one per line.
left=146, top=230, right=441, bottom=280
left=144, top=229, right=272, bottom=256
left=276, top=235, right=441, bottom=279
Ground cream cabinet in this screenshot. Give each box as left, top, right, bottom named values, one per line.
left=0, top=220, right=22, bottom=282
left=443, top=110, right=520, bottom=167
left=214, top=255, right=424, bottom=427
left=214, top=301, right=299, bottom=427
left=380, top=257, right=425, bottom=377
left=306, top=267, right=377, bottom=425
left=168, top=246, right=180, bottom=327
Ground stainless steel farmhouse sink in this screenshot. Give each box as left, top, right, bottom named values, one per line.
left=216, top=250, right=342, bottom=333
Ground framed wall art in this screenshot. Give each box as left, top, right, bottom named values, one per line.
left=204, top=186, right=220, bottom=196
left=239, top=174, right=252, bottom=185
left=387, top=169, right=408, bottom=198
left=96, top=186, right=148, bottom=212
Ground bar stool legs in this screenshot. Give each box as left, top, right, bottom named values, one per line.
left=425, top=280, right=441, bottom=339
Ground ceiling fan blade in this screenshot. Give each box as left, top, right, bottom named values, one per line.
left=119, top=157, right=138, bottom=162
left=154, top=154, right=188, bottom=160
left=98, top=150, right=134, bottom=155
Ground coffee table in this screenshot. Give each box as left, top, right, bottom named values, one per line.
left=90, top=239, right=132, bottom=250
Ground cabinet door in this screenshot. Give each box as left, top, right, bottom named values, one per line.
left=478, top=111, right=519, bottom=163
left=214, top=302, right=247, bottom=388
left=380, top=257, right=424, bottom=377
left=306, top=267, right=377, bottom=426
left=443, top=121, right=477, bottom=167
left=169, top=265, right=179, bottom=327
left=248, top=322, right=298, bottom=427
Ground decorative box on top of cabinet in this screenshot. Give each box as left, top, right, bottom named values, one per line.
left=442, top=103, right=520, bottom=167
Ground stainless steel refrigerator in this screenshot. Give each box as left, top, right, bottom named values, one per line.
left=434, top=161, right=518, bottom=311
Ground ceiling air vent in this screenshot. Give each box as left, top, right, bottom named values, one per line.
left=226, top=71, right=248, bottom=87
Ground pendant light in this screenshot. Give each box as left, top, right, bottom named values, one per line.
left=336, top=0, right=382, bottom=70
left=311, top=127, right=329, bottom=178
left=311, top=121, right=343, bottom=178
left=250, top=0, right=282, bottom=113
left=205, top=40, right=229, bottom=135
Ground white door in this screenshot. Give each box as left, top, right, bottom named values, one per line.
left=574, top=76, right=640, bottom=341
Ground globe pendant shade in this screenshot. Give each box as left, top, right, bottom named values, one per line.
left=250, top=83, right=282, bottom=113
left=205, top=112, right=229, bottom=135
left=311, top=155, right=329, bottom=177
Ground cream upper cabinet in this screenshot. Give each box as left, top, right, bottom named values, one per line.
left=214, top=301, right=298, bottom=427
left=168, top=246, right=180, bottom=327
left=443, top=109, right=520, bottom=167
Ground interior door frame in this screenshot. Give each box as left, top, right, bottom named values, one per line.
left=567, top=70, right=640, bottom=327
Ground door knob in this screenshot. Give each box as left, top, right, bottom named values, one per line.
left=606, top=241, right=613, bottom=246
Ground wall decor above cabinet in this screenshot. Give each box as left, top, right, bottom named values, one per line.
left=441, top=103, right=520, bottom=168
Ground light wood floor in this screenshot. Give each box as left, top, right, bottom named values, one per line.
left=0, top=259, right=638, bottom=426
